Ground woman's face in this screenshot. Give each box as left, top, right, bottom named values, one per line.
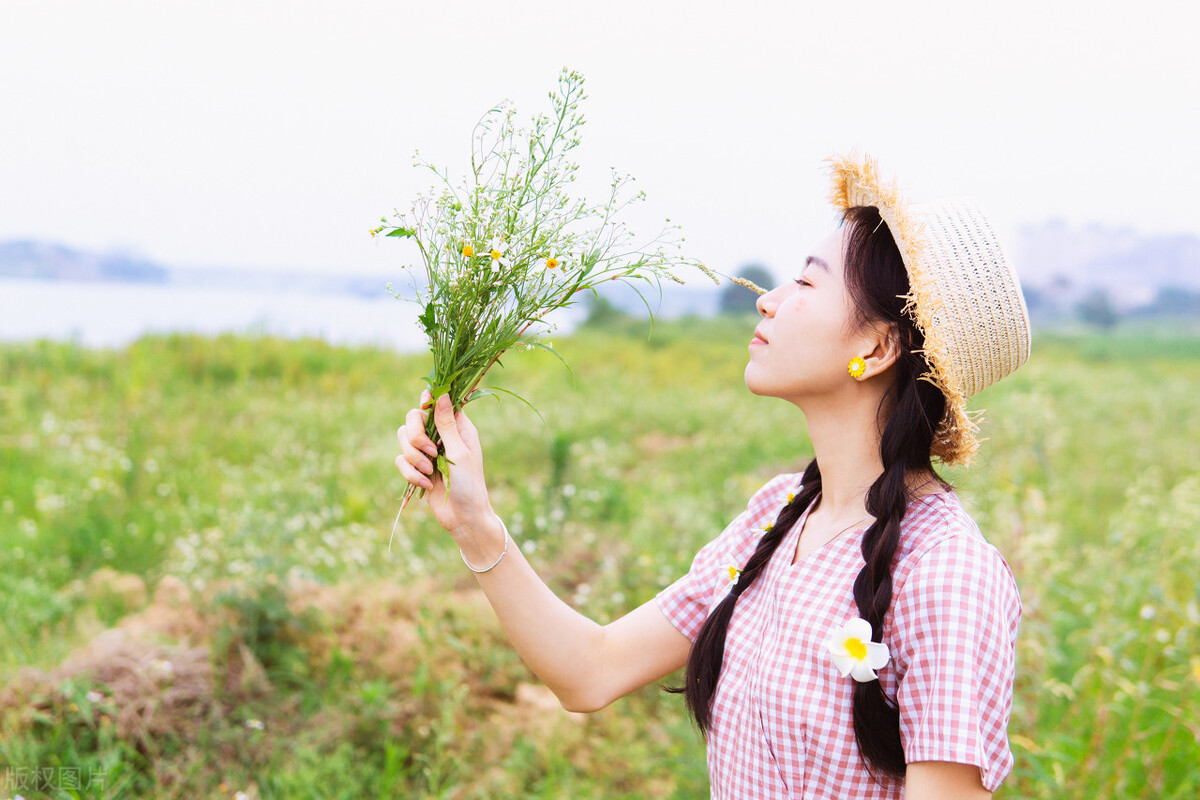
left=745, top=223, right=869, bottom=403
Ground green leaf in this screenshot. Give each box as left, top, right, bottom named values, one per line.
left=436, top=453, right=456, bottom=505
left=478, top=386, right=545, bottom=424
left=525, top=341, right=575, bottom=381
left=386, top=227, right=416, bottom=238
left=418, top=301, right=438, bottom=335
left=464, top=388, right=500, bottom=406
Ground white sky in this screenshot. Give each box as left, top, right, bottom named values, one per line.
left=2, top=0, right=1196, bottom=283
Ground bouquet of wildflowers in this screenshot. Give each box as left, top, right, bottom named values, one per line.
left=373, top=69, right=726, bottom=522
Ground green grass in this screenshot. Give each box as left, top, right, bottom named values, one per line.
left=0, top=317, right=1197, bottom=798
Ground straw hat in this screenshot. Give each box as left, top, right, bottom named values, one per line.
left=825, top=151, right=1032, bottom=466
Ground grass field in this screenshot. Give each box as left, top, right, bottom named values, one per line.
left=1, top=314, right=1197, bottom=798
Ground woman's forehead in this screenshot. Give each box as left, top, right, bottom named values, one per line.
left=809, top=226, right=848, bottom=276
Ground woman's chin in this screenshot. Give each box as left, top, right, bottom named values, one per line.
left=743, top=371, right=772, bottom=398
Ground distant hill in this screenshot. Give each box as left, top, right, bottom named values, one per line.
left=0, top=238, right=394, bottom=299
left=1014, top=220, right=1200, bottom=314
left=0, top=239, right=169, bottom=282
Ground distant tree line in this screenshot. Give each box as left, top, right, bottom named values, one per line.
left=719, top=264, right=775, bottom=315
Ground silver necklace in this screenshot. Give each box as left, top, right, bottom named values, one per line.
left=795, top=513, right=873, bottom=563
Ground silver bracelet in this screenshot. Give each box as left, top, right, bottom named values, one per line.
left=459, top=516, right=511, bottom=573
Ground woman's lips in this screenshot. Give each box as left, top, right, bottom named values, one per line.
left=749, top=334, right=767, bottom=346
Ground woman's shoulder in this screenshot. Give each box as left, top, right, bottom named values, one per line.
left=749, top=471, right=805, bottom=511
left=893, top=491, right=1021, bottom=610
left=705, top=472, right=804, bottom=557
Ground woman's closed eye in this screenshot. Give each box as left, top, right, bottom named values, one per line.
left=794, top=277, right=812, bottom=287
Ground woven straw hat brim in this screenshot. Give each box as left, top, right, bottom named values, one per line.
left=826, top=152, right=1032, bottom=466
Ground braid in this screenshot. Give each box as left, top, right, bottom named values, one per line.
left=851, top=342, right=947, bottom=782
left=667, top=459, right=823, bottom=734
left=838, top=203, right=947, bottom=782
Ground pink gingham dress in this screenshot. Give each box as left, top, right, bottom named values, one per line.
left=656, top=473, right=1021, bottom=798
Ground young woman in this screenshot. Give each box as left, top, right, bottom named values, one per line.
left=394, top=153, right=1032, bottom=798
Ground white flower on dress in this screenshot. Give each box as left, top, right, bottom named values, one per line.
left=826, top=616, right=890, bottom=682
left=719, top=564, right=742, bottom=586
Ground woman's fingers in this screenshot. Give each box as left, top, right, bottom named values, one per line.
left=394, top=452, right=433, bottom=490
left=394, top=394, right=442, bottom=491
left=398, top=431, right=434, bottom=475
left=403, top=403, right=439, bottom=457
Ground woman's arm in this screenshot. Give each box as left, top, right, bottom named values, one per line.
left=457, top=514, right=692, bottom=711
left=906, top=762, right=991, bottom=799
left=397, top=391, right=692, bottom=712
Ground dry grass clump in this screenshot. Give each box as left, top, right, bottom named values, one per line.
left=2, top=569, right=589, bottom=786
left=0, top=576, right=221, bottom=757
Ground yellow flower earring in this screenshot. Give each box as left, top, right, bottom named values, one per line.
left=848, top=356, right=867, bottom=379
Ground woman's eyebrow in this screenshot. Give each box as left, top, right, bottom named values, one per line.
left=805, top=255, right=831, bottom=274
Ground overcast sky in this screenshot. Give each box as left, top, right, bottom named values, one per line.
left=2, top=0, right=1196, bottom=285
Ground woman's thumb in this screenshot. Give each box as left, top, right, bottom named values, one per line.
left=433, top=394, right=465, bottom=459
left=455, top=405, right=481, bottom=452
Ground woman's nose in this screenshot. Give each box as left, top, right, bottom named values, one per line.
left=756, top=285, right=781, bottom=317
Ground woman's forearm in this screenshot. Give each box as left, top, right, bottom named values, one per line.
left=454, top=514, right=691, bottom=713
left=455, top=514, right=612, bottom=711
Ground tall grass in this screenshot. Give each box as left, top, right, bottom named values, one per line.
left=0, top=319, right=1196, bottom=797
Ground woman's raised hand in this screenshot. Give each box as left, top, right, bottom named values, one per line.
left=395, top=388, right=495, bottom=538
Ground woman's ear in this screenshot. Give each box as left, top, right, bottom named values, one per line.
left=857, top=323, right=903, bottom=379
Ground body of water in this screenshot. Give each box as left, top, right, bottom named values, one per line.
left=0, top=278, right=581, bottom=351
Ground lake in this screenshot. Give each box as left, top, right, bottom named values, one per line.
left=0, top=278, right=583, bottom=351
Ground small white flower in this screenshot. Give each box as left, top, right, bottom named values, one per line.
left=826, top=617, right=890, bottom=682
left=719, top=564, right=742, bottom=586
left=245, top=718, right=265, bottom=730
left=87, top=690, right=105, bottom=703
left=537, top=252, right=562, bottom=271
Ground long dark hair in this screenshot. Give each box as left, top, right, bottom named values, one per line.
left=667, top=205, right=949, bottom=783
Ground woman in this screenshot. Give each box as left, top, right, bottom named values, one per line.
left=394, top=153, right=1032, bottom=798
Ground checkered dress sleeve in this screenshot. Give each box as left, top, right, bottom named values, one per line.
left=890, top=530, right=1022, bottom=792
left=655, top=473, right=798, bottom=642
